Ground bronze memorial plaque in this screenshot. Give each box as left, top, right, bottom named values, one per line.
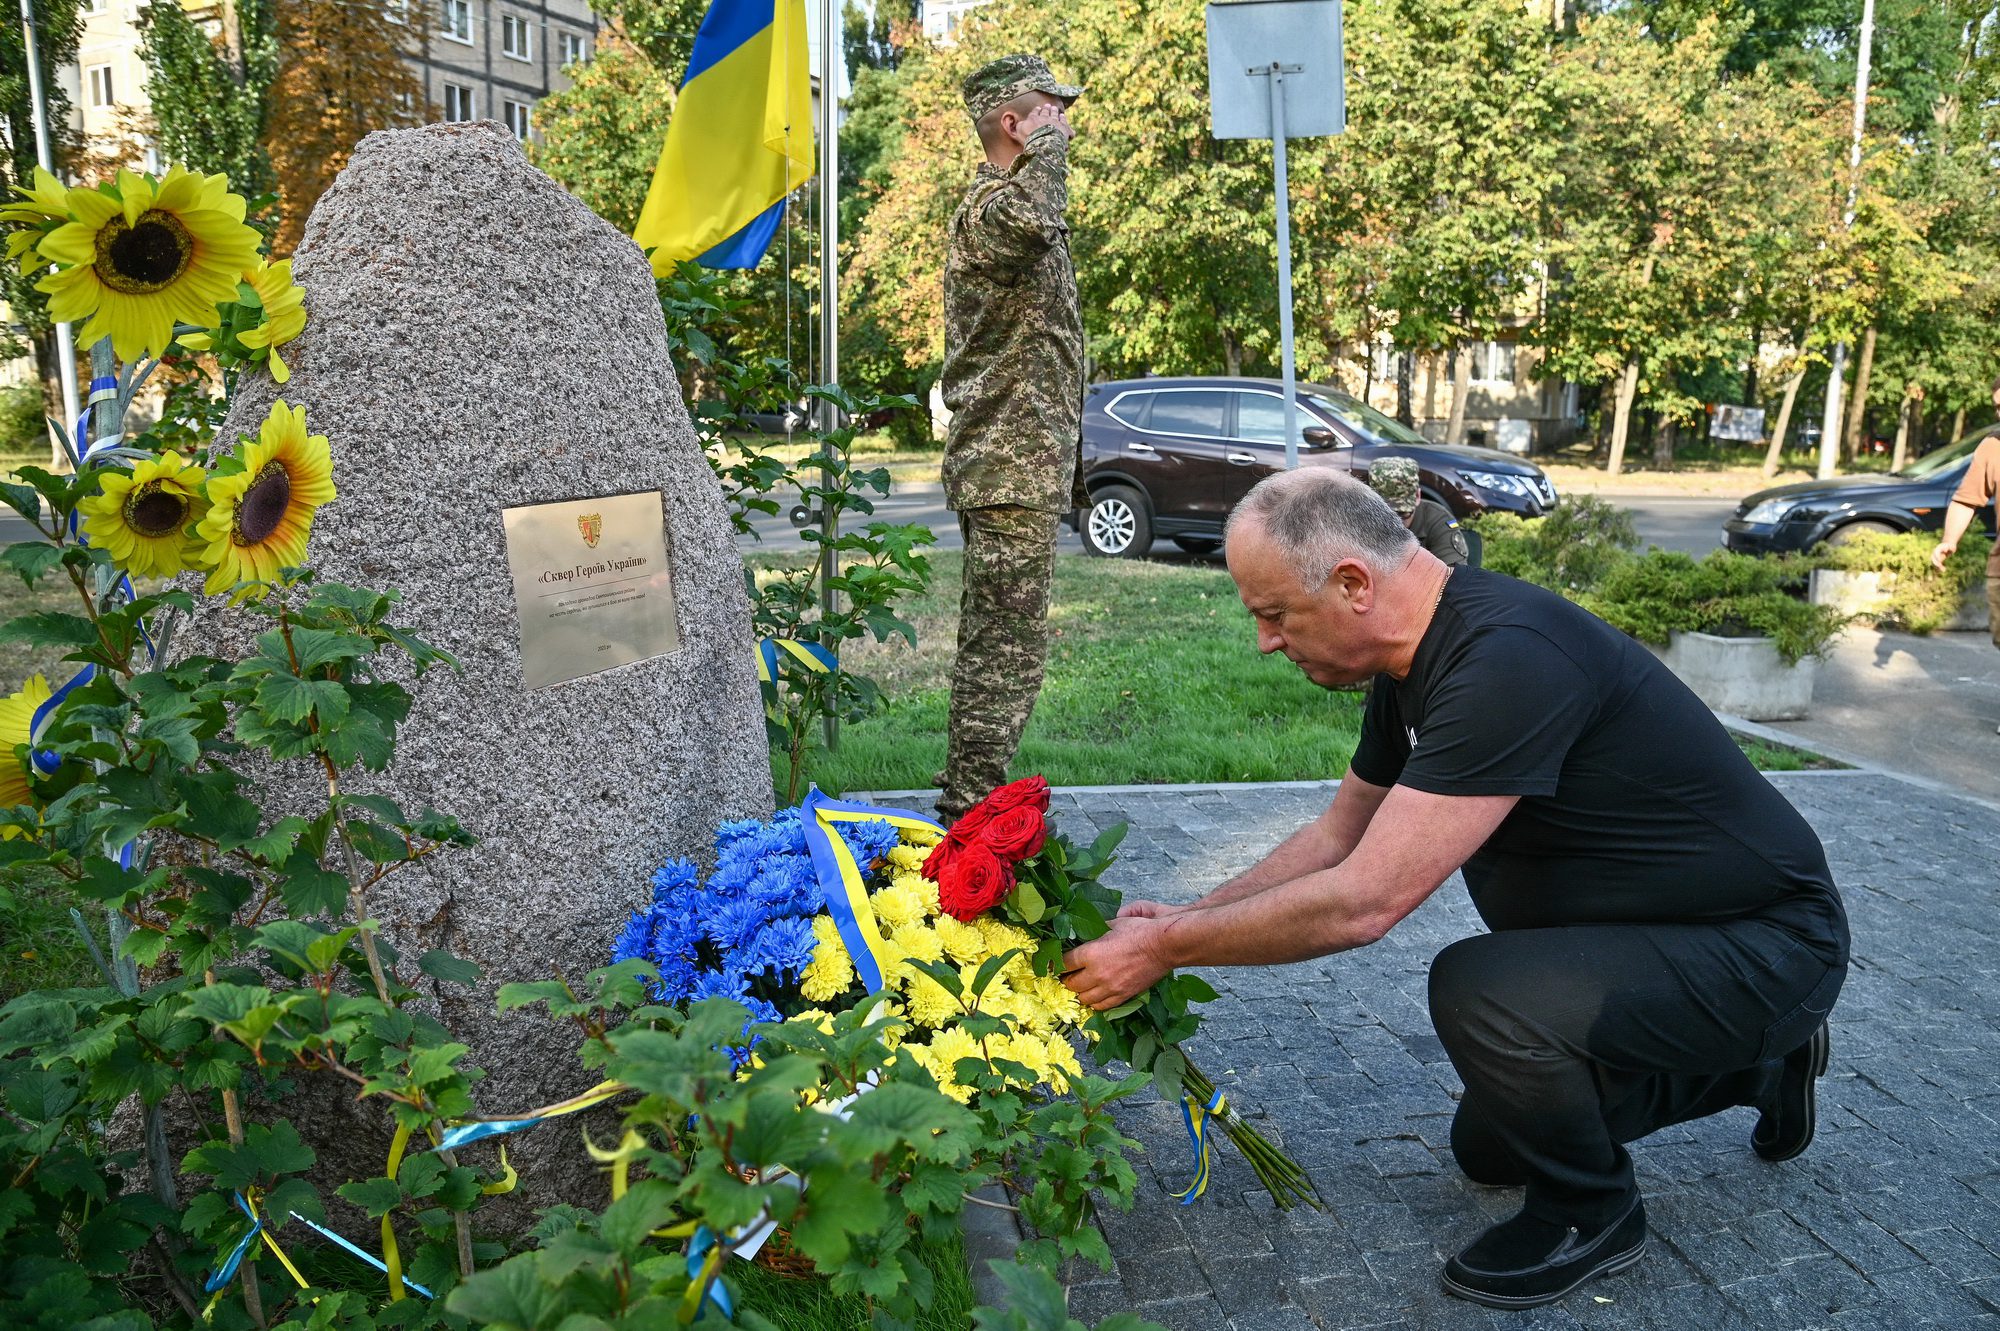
left=501, top=491, right=680, bottom=689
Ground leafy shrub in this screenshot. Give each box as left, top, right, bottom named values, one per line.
left=1470, top=495, right=1639, bottom=594
left=1581, top=549, right=1846, bottom=664
left=0, top=382, right=49, bottom=459
left=1812, top=529, right=1993, bottom=634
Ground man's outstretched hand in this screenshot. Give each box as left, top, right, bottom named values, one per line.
left=1117, top=899, right=1186, bottom=920
left=1062, top=915, right=1175, bottom=1010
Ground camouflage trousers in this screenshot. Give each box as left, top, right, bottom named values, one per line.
left=937, top=505, right=1061, bottom=821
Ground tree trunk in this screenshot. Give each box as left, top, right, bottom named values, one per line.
left=1842, top=325, right=1877, bottom=462
left=1222, top=330, right=1242, bottom=377
left=1889, top=394, right=1912, bottom=472
left=1606, top=360, right=1640, bottom=476
left=1395, top=352, right=1413, bottom=426
left=1444, top=342, right=1472, bottom=444
left=1420, top=353, right=1438, bottom=425
left=1763, top=364, right=1805, bottom=478
left=1743, top=333, right=1759, bottom=409
left=1651, top=412, right=1677, bottom=469
left=1951, top=407, right=1966, bottom=442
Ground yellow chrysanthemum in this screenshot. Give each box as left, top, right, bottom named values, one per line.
left=884, top=844, right=927, bottom=872
left=1041, top=1035, right=1084, bottom=1093
left=37, top=166, right=262, bottom=360
left=869, top=878, right=928, bottom=932
left=195, top=399, right=336, bottom=596
left=976, top=920, right=1037, bottom=978
left=903, top=969, right=962, bottom=1027
left=0, top=676, right=50, bottom=836
left=236, top=259, right=307, bottom=383
left=896, top=870, right=942, bottom=916
left=799, top=915, right=855, bottom=1003
left=934, top=915, right=988, bottom=966
left=902, top=826, right=942, bottom=849
left=77, top=450, right=207, bottom=577
left=889, top=921, right=945, bottom=969
left=1006, top=989, right=1054, bottom=1035
left=1027, top=974, right=1088, bottom=1029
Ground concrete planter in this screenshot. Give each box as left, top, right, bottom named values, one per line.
left=1647, top=630, right=1819, bottom=721
left=1808, top=568, right=1989, bottom=633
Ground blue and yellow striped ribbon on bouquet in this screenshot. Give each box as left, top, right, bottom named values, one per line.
left=1171, top=1088, right=1227, bottom=1205
left=799, top=786, right=942, bottom=993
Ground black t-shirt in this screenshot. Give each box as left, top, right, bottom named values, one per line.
left=1349, top=568, right=1845, bottom=958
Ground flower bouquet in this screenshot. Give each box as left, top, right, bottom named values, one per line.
left=921, top=777, right=1324, bottom=1211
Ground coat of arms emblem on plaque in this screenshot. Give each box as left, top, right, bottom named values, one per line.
left=577, top=513, right=603, bottom=547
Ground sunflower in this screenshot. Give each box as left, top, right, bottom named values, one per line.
left=195, top=400, right=336, bottom=595
left=0, top=676, right=51, bottom=837
left=36, top=166, right=261, bottom=360
left=235, top=259, right=307, bottom=383
left=1, top=166, right=70, bottom=276
left=77, top=450, right=208, bottom=577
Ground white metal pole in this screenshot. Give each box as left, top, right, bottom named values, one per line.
left=1817, top=0, right=1874, bottom=481
left=817, top=0, right=839, bottom=748
left=17, top=0, right=82, bottom=451
left=1267, top=63, right=1300, bottom=470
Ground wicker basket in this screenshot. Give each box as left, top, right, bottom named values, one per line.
left=750, top=1228, right=817, bottom=1278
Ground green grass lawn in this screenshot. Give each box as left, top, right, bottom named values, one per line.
left=787, top=551, right=1367, bottom=795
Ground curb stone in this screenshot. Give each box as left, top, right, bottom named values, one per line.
left=962, top=1183, right=1026, bottom=1311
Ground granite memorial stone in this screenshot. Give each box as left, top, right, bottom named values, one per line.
left=177, top=121, right=772, bottom=1208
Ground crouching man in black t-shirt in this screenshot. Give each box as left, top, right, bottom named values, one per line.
left=1062, top=469, right=1848, bottom=1310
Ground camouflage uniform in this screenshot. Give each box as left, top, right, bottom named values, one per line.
left=936, top=54, right=1086, bottom=820
left=1370, top=458, right=1468, bottom=567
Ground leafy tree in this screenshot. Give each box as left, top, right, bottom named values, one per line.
left=844, top=0, right=916, bottom=74
left=529, top=32, right=674, bottom=234
left=136, top=0, right=278, bottom=198
left=260, top=0, right=430, bottom=252
left=584, top=0, right=706, bottom=82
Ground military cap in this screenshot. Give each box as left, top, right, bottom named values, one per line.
left=963, top=53, right=1083, bottom=122
left=1369, top=458, right=1421, bottom=517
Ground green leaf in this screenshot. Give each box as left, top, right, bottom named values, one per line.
left=1005, top=882, right=1046, bottom=925
left=2, top=610, right=98, bottom=648
left=418, top=949, right=482, bottom=987
left=335, top=1176, right=404, bottom=1218
left=277, top=852, right=349, bottom=917
left=0, top=541, right=64, bottom=586
left=248, top=1120, right=315, bottom=1176
left=284, top=626, right=371, bottom=674
left=235, top=815, right=312, bottom=863
left=397, top=1151, right=447, bottom=1199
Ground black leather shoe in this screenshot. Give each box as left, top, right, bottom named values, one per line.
left=1753, top=1022, right=1830, bottom=1162
left=1441, top=1196, right=1646, bottom=1309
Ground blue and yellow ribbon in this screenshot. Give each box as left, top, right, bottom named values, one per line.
left=431, top=1079, right=626, bottom=1153
left=200, top=1190, right=312, bottom=1319
left=799, top=786, right=942, bottom=993
left=756, top=636, right=835, bottom=684
left=1170, top=1089, right=1227, bottom=1205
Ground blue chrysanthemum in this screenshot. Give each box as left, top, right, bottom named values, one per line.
left=708, top=896, right=768, bottom=956
left=742, top=916, right=817, bottom=981
left=611, top=909, right=654, bottom=966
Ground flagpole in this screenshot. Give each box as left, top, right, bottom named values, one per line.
left=18, top=0, right=82, bottom=459
left=817, top=0, right=840, bottom=749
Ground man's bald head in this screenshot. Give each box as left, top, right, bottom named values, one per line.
left=1227, top=469, right=1417, bottom=593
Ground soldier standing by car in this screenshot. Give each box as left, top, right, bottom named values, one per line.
left=1369, top=458, right=1469, bottom=567
left=1930, top=375, right=2000, bottom=731
left=934, top=54, right=1088, bottom=821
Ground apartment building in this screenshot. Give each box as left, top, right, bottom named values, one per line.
left=60, top=0, right=600, bottom=160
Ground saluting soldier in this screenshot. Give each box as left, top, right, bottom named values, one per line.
left=1369, top=458, right=1469, bottom=567
left=935, top=54, right=1088, bottom=821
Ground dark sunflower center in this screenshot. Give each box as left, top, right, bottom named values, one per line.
left=233, top=463, right=292, bottom=546
left=93, top=209, right=195, bottom=294
left=122, top=481, right=188, bottom=539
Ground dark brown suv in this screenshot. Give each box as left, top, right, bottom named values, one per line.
left=1070, top=376, right=1557, bottom=558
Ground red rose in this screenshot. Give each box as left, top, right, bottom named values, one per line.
left=984, top=776, right=1050, bottom=816
left=936, top=841, right=1015, bottom=920
left=944, top=800, right=995, bottom=844
left=922, top=836, right=960, bottom=882
left=981, top=805, right=1047, bottom=862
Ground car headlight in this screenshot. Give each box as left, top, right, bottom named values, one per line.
left=1740, top=498, right=1797, bottom=525
left=1461, top=470, right=1535, bottom=499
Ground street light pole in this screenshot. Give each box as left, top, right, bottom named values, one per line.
left=817, top=0, right=839, bottom=749
left=16, top=0, right=82, bottom=454
left=1816, top=0, right=1874, bottom=481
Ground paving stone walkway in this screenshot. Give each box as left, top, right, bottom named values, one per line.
left=995, top=772, right=1997, bottom=1331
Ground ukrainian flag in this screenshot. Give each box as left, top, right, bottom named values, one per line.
left=632, top=0, right=814, bottom=272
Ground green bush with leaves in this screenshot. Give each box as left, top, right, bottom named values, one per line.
left=1469, top=494, right=1639, bottom=594
left=1812, top=529, right=1993, bottom=634
left=1580, top=549, right=1846, bottom=665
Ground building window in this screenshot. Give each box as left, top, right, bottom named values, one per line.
left=79, top=0, right=108, bottom=13
left=440, top=0, right=472, bottom=44
left=503, top=99, right=531, bottom=139
left=86, top=64, right=115, bottom=108
left=558, top=31, right=587, bottom=64
left=1476, top=340, right=1516, bottom=385
left=443, top=83, right=476, bottom=122
left=501, top=14, right=531, bottom=60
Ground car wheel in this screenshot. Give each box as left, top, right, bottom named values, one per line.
left=1824, top=519, right=1900, bottom=546
left=1084, top=486, right=1153, bottom=558
left=1172, top=536, right=1221, bottom=555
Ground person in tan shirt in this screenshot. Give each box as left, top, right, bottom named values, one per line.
left=1930, top=377, right=2000, bottom=731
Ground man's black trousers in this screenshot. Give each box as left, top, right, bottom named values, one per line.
left=1428, top=915, right=1848, bottom=1228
